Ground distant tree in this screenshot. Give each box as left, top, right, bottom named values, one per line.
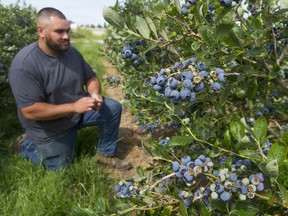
left=90, top=24, right=96, bottom=28
left=97, top=24, right=103, bottom=28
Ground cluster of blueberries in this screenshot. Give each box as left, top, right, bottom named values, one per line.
left=114, top=181, right=139, bottom=200
left=172, top=154, right=265, bottom=208
left=121, top=40, right=146, bottom=67
left=146, top=57, right=226, bottom=104
left=105, top=75, right=120, bottom=86
left=181, top=0, right=241, bottom=16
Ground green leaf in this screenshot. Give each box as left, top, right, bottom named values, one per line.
left=267, top=141, right=288, bottom=165
left=259, top=159, right=279, bottom=177
left=168, top=136, right=194, bottom=147
left=160, top=206, right=173, bottom=216
left=215, top=23, right=234, bottom=41
left=215, top=7, right=231, bottom=23
left=273, top=8, right=288, bottom=16
left=173, top=0, right=181, bottom=14
left=253, top=116, right=267, bottom=145
left=135, top=15, right=150, bottom=39
left=230, top=119, right=245, bottom=142
left=245, top=47, right=268, bottom=58
left=277, top=183, right=288, bottom=206
left=220, top=83, right=233, bottom=106
left=239, top=150, right=263, bottom=163
left=144, top=13, right=158, bottom=39
left=136, top=166, right=145, bottom=177
left=223, top=129, right=231, bottom=148
left=283, top=130, right=288, bottom=144
left=179, top=201, right=188, bottom=216
left=96, top=196, right=106, bottom=213
left=159, top=18, right=169, bottom=41
left=102, top=6, right=124, bottom=29
left=246, top=78, right=258, bottom=100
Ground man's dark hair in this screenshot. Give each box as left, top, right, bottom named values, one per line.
left=38, top=7, right=66, bottom=19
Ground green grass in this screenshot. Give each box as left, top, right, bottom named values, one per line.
left=0, top=30, right=118, bottom=216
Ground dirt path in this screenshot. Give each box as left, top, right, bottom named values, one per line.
left=101, top=58, right=152, bottom=180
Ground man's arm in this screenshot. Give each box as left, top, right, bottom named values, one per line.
left=86, top=76, right=103, bottom=110
left=21, top=97, right=97, bottom=121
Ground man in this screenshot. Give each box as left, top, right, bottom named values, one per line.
left=8, top=7, right=132, bottom=171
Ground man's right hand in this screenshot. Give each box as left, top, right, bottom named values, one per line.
left=73, top=97, right=98, bottom=113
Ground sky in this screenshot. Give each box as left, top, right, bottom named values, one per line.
left=0, top=0, right=120, bottom=26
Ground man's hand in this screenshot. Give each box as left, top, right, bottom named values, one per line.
left=73, top=97, right=99, bottom=113
left=90, top=93, right=103, bottom=110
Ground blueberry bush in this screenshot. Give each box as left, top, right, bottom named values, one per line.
left=0, top=3, right=37, bottom=107
left=103, top=0, right=288, bottom=215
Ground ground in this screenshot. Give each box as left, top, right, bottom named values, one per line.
left=101, top=58, right=152, bottom=180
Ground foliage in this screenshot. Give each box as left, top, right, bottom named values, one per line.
left=103, top=0, right=288, bottom=215
left=0, top=2, right=38, bottom=107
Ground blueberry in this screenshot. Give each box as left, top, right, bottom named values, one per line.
left=189, top=0, right=197, bottom=5
left=180, top=88, right=192, bottom=101
left=168, top=77, right=179, bottom=89
left=220, top=191, right=231, bottom=201
left=181, top=7, right=189, bottom=16
left=189, top=91, right=196, bottom=102
left=256, top=182, right=264, bottom=191
left=181, top=155, right=191, bottom=164
left=170, top=90, right=180, bottom=100
left=114, top=184, right=121, bottom=192
left=219, top=0, right=233, bottom=7
left=180, top=71, right=193, bottom=81
left=229, top=173, right=238, bottom=182
left=188, top=57, right=197, bottom=63
left=173, top=62, right=181, bottom=70
left=215, top=67, right=225, bottom=74
left=211, top=82, right=223, bottom=91
left=146, top=76, right=157, bottom=85
left=183, top=79, right=194, bottom=90
left=171, top=161, right=180, bottom=172
left=165, top=87, right=172, bottom=97
left=218, top=73, right=226, bottom=82
left=194, top=158, right=204, bottom=167
left=184, top=171, right=194, bottom=182
left=183, top=198, right=192, bottom=208
left=153, top=84, right=162, bottom=92
left=194, top=82, right=204, bottom=92
left=197, top=62, right=207, bottom=71
left=215, top=184, right=224, bottom=193
left=156, top=75, right=167, bottom=86
left=199, top=70, right=209, bottom=79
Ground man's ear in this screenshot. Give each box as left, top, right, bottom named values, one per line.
left=37, top=24, right=46, bottom=38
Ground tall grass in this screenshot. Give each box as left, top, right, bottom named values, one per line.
left=0, top=29, right=118, bottom=215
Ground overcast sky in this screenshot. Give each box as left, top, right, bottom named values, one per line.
left=0, top=0, right=120, bottom=25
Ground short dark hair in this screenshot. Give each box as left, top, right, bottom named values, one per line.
left=38, top=7, right=66, bottom=20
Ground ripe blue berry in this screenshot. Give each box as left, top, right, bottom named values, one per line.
left=199, top=70, right=209, bottom=79
left=168, top=77, right=179, bottom=89
left=219, top=0, right=233, bottom=7
left=181, top=7, right=189, bottom=16
left=183, top=198, right=192, bottom=208
left=194, top=82, right=204, bottom=92
left=220, top=191, right=231, bottom=201
left=170, top=90, right=180, bottom=100
left=165, top=87, right=172, bottom=97
left=211, top=82, right=223, bottom=91
left=183, top=79, right=194, bottom=90
left=180, top=88, right=192, bottom=101
left=215, top=67, right=225, bottom=74
left=218, top=73, right=226, bottom=82
left=171, top=161, right=180, bottom=172
left=197, top=62, right=207, bottom=71
left=181, top=155, right=191, bottom=164
left=180, top=71, right=193, bottom=81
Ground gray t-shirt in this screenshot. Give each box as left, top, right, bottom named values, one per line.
left=9, top=42, right=96, bottom=142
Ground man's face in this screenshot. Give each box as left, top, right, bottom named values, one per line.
left=44, top=17, right=71, bottom=53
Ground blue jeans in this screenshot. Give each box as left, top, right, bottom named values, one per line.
left=19, top=97, right=122, bottom=171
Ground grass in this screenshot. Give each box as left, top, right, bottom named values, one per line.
left=0, top=29, right=119, bottom=215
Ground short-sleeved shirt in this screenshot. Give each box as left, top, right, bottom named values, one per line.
left=8, top=42, right=96, bottom=142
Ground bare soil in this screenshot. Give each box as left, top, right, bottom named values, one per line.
left=101, top=58, right=152, bottom=180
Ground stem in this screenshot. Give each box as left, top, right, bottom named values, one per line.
left=149, top=173, right=176, bottom=190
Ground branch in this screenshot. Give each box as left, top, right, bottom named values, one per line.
left=149, top=173, right=176, bottom=190
left=277, top=43, right=288, bottom=66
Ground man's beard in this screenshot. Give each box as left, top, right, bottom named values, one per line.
left=46, top=36, right=70, bottom=53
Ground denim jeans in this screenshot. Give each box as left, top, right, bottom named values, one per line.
left=19, top=97, right=122, bottom=171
